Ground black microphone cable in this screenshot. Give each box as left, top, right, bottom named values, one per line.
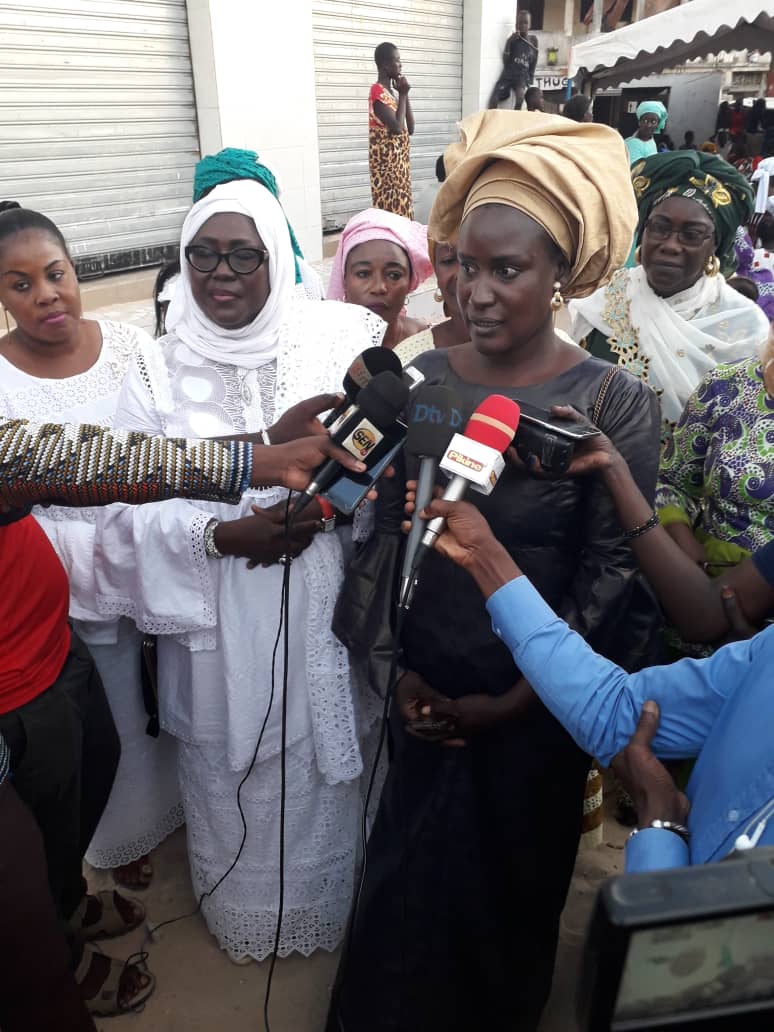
left=138, top=495, right=295, bottom=1032
left=263, top=495, right=294, bottom=1031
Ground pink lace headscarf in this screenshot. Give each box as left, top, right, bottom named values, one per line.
left=326, top=207, right=434, bottom=301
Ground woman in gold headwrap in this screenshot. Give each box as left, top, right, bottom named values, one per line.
left=327, top=111, right=662, bottom=1032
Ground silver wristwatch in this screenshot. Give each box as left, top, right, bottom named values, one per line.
left=629, top=819, right=690, bottom=844
left=203, top=518, right=225, bottom=559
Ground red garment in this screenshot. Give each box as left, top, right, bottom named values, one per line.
left=0, top=516, right=70, bottom=714
left=730, top=109, right=746, bottom=136
left=369, top=82, right=395, bottom=130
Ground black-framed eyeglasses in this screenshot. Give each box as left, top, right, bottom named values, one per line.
left=184, top=244, right=269, bottom=275
left=644, top=218, right=714, bottom=248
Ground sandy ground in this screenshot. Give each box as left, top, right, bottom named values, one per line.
left=86, top=800, right=627, bottom=1032
left=85, top=268, right=606, bottom=1031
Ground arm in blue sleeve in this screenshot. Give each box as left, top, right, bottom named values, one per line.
left=486, top=576, right=753, bottom=765
left=625, top=828, right=690, bottom=872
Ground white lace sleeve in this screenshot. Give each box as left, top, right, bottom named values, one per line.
left=92, top=500, right=217, bottom=638
left=35, top=510, right=103, bottom=622
left=114, top=341, right=169, bottom=434
left=272, top=300, right=386, bottom=418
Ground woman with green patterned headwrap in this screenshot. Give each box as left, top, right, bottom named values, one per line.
left=571, top=150, right=769, bottom=438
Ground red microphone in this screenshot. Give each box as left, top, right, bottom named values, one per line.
left=405, top=395, right=521, bottom=600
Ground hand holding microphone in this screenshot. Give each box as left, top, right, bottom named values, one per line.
left=293, top=370, right=409, bottom=517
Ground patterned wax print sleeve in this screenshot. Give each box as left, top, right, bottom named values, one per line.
left=0, top=418, right=252, bottom=509
left=656, top=372, right=715, bottom=530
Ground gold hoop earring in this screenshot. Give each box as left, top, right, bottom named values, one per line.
left=433, top=287, right=443, bottom=303
left=634, top=245, right=642, bottom=265
left=550, top=281, right=564, bottom=312
left=704, top=255, right=720, bottom=278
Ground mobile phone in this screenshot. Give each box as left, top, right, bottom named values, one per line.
left=321, top=423, right=406, bottom=515
left=579, top=847, right=774, bottom=1031
left=406, top=718, right=453, bottom=736
left=517, top=400, right=602, bottom=441
left=514, top=401, right=601, bottom=474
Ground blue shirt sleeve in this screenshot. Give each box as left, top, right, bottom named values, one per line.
left=625, top=828, right=690, bottom=872
left=486, top=576, right=754, bottom=766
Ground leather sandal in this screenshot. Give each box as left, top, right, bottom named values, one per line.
left=75, top=945, right=156, bottom=1016
left=113, top=855, right=154, bottom=890
left=70, top=889, right=146, bottom=941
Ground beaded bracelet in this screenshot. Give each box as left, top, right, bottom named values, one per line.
left=622, top=511, right=659, bottom=540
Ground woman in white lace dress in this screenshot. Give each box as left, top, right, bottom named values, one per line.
left=114, top=177, right=384, bottom=961
left=0, top=205, right=184, bottom=892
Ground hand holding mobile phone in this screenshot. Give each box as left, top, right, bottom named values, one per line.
left=406, top=717, right=455, bottom=738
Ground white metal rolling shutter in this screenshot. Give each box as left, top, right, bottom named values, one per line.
left=313, top=0, right=463, bottom=230
left=0, top=0, right=199, bottom=274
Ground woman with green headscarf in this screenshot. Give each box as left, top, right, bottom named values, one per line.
left=193, top=147, right=325, bottom=300
left=571, top=150, right=769, bottom=438
left=625, top=100, right=668, bottom=163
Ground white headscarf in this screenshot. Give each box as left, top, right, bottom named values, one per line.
left=166, top=180, right=295, bottom=369
left=752, top=157, right=774, bottom=216
left=570, top=265, right=769, bottom=426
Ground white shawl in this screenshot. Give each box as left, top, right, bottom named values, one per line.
left=570, top=265, right=769, bottom=425
left=166, top=180, right=296, bottom=369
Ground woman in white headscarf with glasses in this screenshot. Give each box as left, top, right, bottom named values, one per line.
left=112, top=173, right=385, bottom=962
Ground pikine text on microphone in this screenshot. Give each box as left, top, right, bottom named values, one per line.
left=440, top=434, right=504, bottom=493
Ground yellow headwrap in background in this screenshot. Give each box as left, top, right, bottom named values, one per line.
left=429, top=110, right=638, bottom=299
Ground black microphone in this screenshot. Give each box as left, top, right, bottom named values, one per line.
left=404, top=395, right=522, bottom=605
left=398, top=385, right=463, bottom=608
left=294, top=370, right=410, bottom=515
left=323, top=347, right=403, bottom=429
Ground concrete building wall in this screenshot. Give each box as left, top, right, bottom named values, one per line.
left=188, top=0, right=518, bottom=257
left=186, top=0, right=324, bottom=261
left=462, top=0, right=517, bottom=115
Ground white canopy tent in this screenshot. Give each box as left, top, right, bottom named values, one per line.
left=569, top=0, right=774, bottom=88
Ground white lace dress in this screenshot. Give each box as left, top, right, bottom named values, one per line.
left=113, top=297, right=385, bottom=959
left=0, top=319, right=185, bottom=868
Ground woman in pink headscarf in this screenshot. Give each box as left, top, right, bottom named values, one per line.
left=327, top=207, right=434, bottom=361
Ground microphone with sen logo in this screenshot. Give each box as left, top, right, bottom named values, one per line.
left=292, top=370, right=410, bottom=517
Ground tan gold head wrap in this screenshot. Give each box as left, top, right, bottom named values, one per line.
left=429, top=110, right=638, bottom=299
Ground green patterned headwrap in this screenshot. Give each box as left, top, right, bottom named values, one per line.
left=630, top=151, right=754, bottom=276
left=193, top=148, right=304, bottom=284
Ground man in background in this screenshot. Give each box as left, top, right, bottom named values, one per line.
left=488, top=9, right=538, bottom=111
